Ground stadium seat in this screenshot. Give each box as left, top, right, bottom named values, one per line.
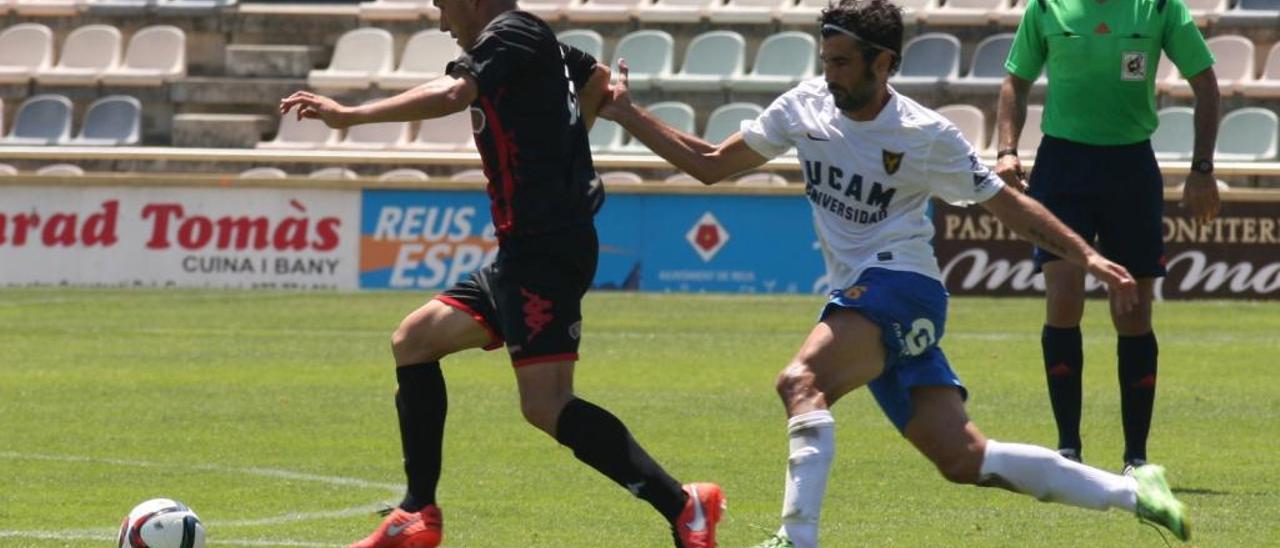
left=780, top=0, right=829, bottom=24
left=664, top=172, right=699, bottom=184
left=449, top=168, right=487, bottom=183
left=36, top=163, right=84, bottom=176
left=67, top=95, right=141, bottom=146
left=1240, top=42, right=1280, bottom=98
left=601, top=170, right=643, bottom=185
left=731, top=31, right=816, bottom=93
left=0, top=94, right=73, bottom=145
left=36, top=24, right=122, bottom=86
left=13, top=0, right=82, bottom=16
left=521, top=0, right=573, bottom=19
left=891, top=33, right=961, bottom=89
left=1216, top=108, right=1278, bottom=161
left=401, top=109, right=473, bottom=151
left=1151, top=107, right=1194, bottom=160
left=0, top=24, right=54, bottom=84
left=708, top=0, right=790, bottom=24
left=331, top=116, right=411, bottom=150
left=154, top=0, right=236, bottom=14
left=258, top=114, right=340, bottom=149
left=379, top=168, right=430, bottom=182
left=1167, top=35, right=1253, bottom=97
left=377, top=29, right=457, bottom=90
left=622, top=101, right=693, bottom=152
left=358, top=0, right=434, bottom=20
left=566, top=0, right=646, bottom=23
left=1019, top=104, right=1044, bottom=156
left=309, top=167, right=359, bottom=180
left=610, top=30, right=674, bottom=92
left=1184, top=0, right=1229, bottom=24
left=0, top=163, right=16, bottom=176
left=557, top=29, right=604, bottom=61
left=703, top=102, right=763, bottom=144
left=101, top=25, right=186, bottom=86
left=734, top=172, right=788, bottom=186
left=936, top=104, right=987, bottom=152
left=657, top=31, right=745, bottom=92
left=589, top=119, right=624, bottom=153
left=308, top=28, right=395, bottom=90
left=87, top=0, right=153, bottom=14
left=639, top=0, right=714, bottom=23
left=1218, top=0, right=1280, bottom=26
left=238, top=166, right=288, bottom=179
left=927, top=0, right=1004, bottom=25
left=948, top=33, right=1015, bottom=92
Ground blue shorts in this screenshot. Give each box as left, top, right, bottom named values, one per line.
left=1028, top=135, right=1166, bottom=278
left=821, top=268, right=966, bottom=433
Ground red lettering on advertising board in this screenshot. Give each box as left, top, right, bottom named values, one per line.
left=0, top=200, right=119, bottom=248
left=141, top=200, right=342, bottom=252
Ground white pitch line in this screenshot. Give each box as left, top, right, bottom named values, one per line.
left=0, top=530, right=341, bottom=547
left=0, top=451, right=398, bottom=544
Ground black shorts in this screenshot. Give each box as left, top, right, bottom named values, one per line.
left=434, top=222, right=598, bottom=367
left=1028, top=135, right=1166, bottom=278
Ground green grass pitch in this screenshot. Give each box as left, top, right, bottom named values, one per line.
left=1, top=289, right=1277, bottom=547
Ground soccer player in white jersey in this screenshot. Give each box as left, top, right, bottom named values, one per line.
left=598, top=0, right=1192, bottom=545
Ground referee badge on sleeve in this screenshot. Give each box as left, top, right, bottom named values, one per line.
left=1122, top=51, right=1147, bottom=81
left=882, top=149, right=905, bottom=175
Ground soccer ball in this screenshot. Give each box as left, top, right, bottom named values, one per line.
left=117, top=498, right=206, bottom=548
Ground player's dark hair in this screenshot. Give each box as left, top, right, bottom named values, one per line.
left=820, top=0, right=904, bottom=74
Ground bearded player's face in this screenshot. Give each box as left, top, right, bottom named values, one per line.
left=821, top=34, right=883, bottom=113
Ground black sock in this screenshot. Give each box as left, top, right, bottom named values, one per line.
left=554, top=398, right=687, bottom=523
left=395, top=362, right=447, bottom=512
left=1042, top=325, right=1084, bottom=453
left=1118, top=332, right=1158, bottom=464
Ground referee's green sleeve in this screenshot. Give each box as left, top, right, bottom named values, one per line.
left=1162, top=0, right=1215, bottom=78
left=1004, top=3, right=1046, bottom=82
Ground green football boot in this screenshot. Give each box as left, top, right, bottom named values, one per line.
left=1132, top=464, right=1191, bottom=542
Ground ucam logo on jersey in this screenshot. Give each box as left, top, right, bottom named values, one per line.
left=359, top=190, right=499, bottom=289
left=0, top=186, right=358, bottom=289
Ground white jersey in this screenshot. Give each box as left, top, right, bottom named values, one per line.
left=740, top=78, right=1005, bottom=290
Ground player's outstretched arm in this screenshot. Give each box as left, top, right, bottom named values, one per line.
left=981, top=186, right=1139, bottom=310
left=279, top=75, right=478, bottom=129
left=599, top=60, right=768, bottom=184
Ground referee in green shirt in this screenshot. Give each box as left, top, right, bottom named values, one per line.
left=995, top=0, right=1221, bottom=473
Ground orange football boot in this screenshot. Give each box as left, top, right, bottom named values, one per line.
left=674, top=483, right=725, bottom=548
left=349, top=505, right=442, bottom=548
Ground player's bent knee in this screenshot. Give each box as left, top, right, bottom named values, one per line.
left=391, top=313, right=448, bottom=366
left=775, top=362, right=819, bottom=402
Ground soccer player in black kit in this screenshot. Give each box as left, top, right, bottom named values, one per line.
left=279, top=0, right=723, bottom=547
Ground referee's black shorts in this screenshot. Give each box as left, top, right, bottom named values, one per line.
left=434, top=221, right=598, bottom=367
left=1027, top=135, right=1166, bottom=278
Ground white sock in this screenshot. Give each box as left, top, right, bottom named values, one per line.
left=778, top=410, right=835, bottom=548
left=979, top=439, right=1137, bottom=512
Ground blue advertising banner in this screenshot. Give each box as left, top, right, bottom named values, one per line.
left=359, top=189, right=827, bottom=293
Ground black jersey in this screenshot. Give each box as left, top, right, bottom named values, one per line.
left=447, top=10, right=603, bottom=239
